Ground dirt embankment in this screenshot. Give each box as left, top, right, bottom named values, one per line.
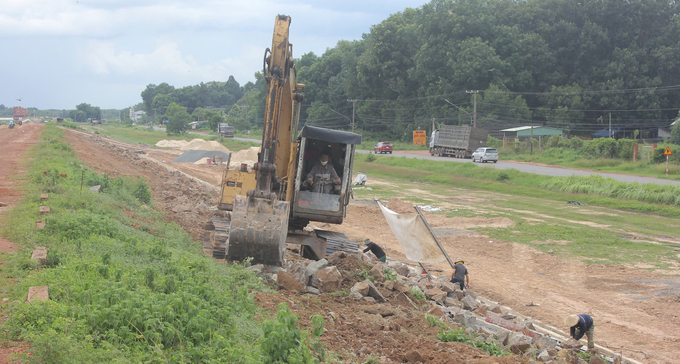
left=63, top=129, right=679, bottom=364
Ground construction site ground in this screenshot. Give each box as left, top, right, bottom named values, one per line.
left=2, top=126, right=678, bottom=363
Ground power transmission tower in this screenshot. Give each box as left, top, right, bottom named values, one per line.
left=466, top=90, right=479, bottom=127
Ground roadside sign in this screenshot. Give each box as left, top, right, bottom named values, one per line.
left=664, top=146, right=673, bottom=155
left=413, top=130, right=426, bottom=145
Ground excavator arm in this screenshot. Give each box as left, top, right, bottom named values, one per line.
left=226, top=15, right=303, bottom=266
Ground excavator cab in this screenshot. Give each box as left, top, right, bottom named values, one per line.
left=292, top=125, right=361, bottom=225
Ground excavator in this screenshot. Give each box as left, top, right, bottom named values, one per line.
left=206, top=15, right=362, bottom=266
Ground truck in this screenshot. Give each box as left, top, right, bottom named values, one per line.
left=218, top=123, right=235, bottom=138
left=429, top=125, right=488, bottom=158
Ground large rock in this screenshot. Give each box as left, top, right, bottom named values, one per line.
left=589, top=355, right=606, bottom=364
left=455, top=290, right=465, bottom=300
left=351, top=281, right=370, bottom=296
left=495, top=329, right=511, bottom=346
left=277, top=270, right=306, bottom=292
left=392, top=292, right=417, bottom=309
left=532, top=335, right=558, bottom=350
left=306, top=259, right=328, bottom=277
left=327, top=251, right=348, bottom=265
left=369, top=264, right=385, bottom=283
left=311, top=266, right=342, bottom=292
left=306, top=286, right=321, bottom=295
left=395, top=264, right=411, bottom=277
left=453, top=311, right=477, bottom=329
left=383, top=279, right=396, bottom=290
left=440, top=281, right=458, bottom=293
left=466, top=290, right=478, bottom=299
left=561, top=338, right=584, bottom=349
left=365, top=279, right=386, bottom=302
left=508, top=333, right=533, bottom=354
left=444, top=297, right=462, bottom=308
left=287, top=261, right=309, bottom=285
left=460, top=295, right=477, bottom=310
left=427, top=305, right=446, bottom=318
left=424, top=288, right=447, bottom=303
left=404, top=350, right=424, bottom=363
left=537, top=350, right=552, bottom=363
left=363, top=305, right=395, bottom=317
left=394, top=282, right=410, bottom=293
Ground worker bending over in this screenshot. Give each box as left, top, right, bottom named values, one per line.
left=565, top=314, right=594, bottom=349
left=362, top=239, right=386, bottom=262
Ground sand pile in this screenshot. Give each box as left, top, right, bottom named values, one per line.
left=179, top=139, right=231, bottom=154
left=156, top=139, right=189, bottom=148
left=229, top=147, right=260, bottom=169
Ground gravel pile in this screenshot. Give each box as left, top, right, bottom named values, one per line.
left=173, top=150, right=231, bottom=163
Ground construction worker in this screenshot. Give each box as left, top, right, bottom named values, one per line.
left=362, top=239, right=386, bottom=262
left=449, top=258, right=469, bottom=290
left=306, top=154, right=341, bottom=194
left=565, top=314, right=594, bottom=349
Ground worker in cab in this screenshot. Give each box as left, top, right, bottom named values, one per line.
left=565, top=314, right=595, bottom=349
left=306, top=154, right=341, bottom=194
left=363, top=239, right=386, bottom=262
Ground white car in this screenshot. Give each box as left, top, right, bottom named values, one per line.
left=471, top=147, right=498, bottom=163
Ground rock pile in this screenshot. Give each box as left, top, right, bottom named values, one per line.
left=247, top=250, right=605, bottom=364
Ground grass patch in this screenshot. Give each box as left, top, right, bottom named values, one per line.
left=353, top=154, right=680, bottom=217
left=0, top=124, right=324, bottom=362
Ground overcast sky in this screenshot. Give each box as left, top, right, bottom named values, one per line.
left=1, top=0, right=428, bottom=110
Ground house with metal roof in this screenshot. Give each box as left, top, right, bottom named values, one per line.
left=500, top=126, right=563, bottom=139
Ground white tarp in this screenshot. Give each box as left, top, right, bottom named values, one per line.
left=377, top=201, right=446, bottom=264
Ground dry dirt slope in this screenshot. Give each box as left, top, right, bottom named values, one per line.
left=65, top=129, right=679, bottom=364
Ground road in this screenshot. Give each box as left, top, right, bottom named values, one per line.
left=358, top=149, right=680, bottom=186
left=151, top=126, right=679, bottom=186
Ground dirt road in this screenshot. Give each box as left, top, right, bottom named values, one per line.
left=63, top=128, right=679, bottom=363
left=0, top=123, right=43, bottom=362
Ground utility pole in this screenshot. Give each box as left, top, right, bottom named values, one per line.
left=347, top=99, right=358, bottom=133
left=154, top=109, right=157, bottom=125
left=530, top=126, right=534, bottom=155
left=609, top=113, right=612, bottom=138
left=466, top=90, right=479, bottom=128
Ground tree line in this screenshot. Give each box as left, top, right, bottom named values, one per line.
left=134, top=0, right=680, bottom=140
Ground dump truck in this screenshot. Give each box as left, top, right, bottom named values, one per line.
left=218, top=123, right=235, bottom=138
left=429, top=125, right=488, bottom=158
left=205, top=15, right=361, bottom=266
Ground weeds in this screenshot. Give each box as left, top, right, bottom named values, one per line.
left=409, top=288, right=426, bottom=301
left=351, top=268, right=374, bottom=281
left=438, top=327, right=510, bottom=357
left=383, top=268, right=397, bottom=281
left=260, top=303, right=325, bottom=364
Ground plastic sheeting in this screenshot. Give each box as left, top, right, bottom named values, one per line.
left=377, top=201, right=446, bottom=264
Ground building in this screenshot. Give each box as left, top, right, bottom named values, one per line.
left=130, top=109, right=146, bottom=122
left=500, top=126, right=563, bottom=140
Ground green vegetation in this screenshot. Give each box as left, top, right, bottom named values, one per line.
left=351, top=268, right=374, bottom=282
left=409, top=288, right=426, bottom=301
left=261, top=303, right=325, bottom=363
left=437, top=328, right=509, bottom=357
left=353, top=154, right=680, bottom=216
left=383, top=268, right=397, bottom=282
left=426, top=314, right=509, bottom=357
left=0, top=124, right=320, bottom=363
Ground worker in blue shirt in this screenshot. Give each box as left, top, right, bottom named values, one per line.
left=565, top=314, right=594, bottom=349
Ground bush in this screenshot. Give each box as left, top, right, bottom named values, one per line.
left=546, top=135, right=562, bottom=148
left=365, top=153, right=377, bottom=162
left=487, top=135, right=502, bottom=148
left=260, top=303, right=325, bottom=364
left=582, top=138, right=618, bottom=158
left=132, top=178, right=151, bottom=204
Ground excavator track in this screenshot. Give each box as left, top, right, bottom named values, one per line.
left=205, top=215, right=231, bottom=260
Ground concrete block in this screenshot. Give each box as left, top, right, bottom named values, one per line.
left=39, top=206, right=50, bottom=214
left=35, top=221, right=46, bottom=231
left=31, top=247, right=47, bottom=265
left=40, top=194, right=48, bottom=200
left=27, top=286, right=49, bottom=302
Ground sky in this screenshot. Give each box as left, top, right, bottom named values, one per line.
left=1, top=0, right=428, bottom=110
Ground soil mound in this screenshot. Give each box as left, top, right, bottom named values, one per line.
left=229, top=147, right=259, bottom=168
left=179, top=139, right=231, bottom=154
left=155, top=139, right=189, bottom=149
left=385, top=197, right=415, bottom=214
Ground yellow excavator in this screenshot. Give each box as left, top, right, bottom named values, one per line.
left=206, top=15, right=362, bottom=266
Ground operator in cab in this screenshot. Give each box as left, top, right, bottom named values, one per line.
left=306, top=154, right=341, bottom=194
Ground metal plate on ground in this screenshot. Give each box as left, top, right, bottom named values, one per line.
left=314, top=230, right=359, bottom=256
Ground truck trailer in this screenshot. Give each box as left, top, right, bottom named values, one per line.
left=429, top=125, right=488, bottom=158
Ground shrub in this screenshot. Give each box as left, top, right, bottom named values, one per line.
left=487, top=135, right=502, bottom=148
left=409, top=288, right=426, bottom=301
left=260, top=303, right=325, bottom=364
left=132, top=178, right=151, bottom=204
left=496, top=172, right=510, bottom=182
left=546, top=134, right=562, bottom=148
left=365, top=153, right=377, bottom=162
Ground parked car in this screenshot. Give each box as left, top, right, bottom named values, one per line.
left=471, top=147, right=498, bottom=163
left=374, top=142, right=393, bottom=154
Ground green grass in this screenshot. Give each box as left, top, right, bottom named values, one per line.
left=92, top=125, right=259, bottom=152
left=0, top=124, right=324, bottom=363
left=353, top=154, right=680, bottom=217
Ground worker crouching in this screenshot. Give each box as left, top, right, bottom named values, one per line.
left=565, top=314, right=594, bottom=349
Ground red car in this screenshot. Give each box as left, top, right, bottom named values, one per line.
left=374, top=142, right=393, bottom=154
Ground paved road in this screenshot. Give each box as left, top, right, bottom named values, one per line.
left=150, top=126, right=679, bottom=186
left=357, top=150, right=680, bottom=186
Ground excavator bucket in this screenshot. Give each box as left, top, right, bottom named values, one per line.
left=227, top=194, right=290, bottom=266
